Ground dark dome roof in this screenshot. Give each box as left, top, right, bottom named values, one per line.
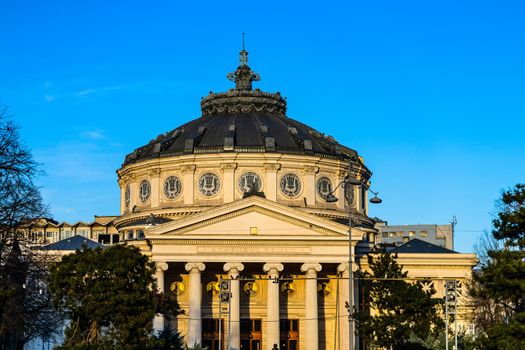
left=123, top=50, right=358, bottom=166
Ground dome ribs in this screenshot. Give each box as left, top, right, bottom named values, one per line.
left=223, top=115, right=236, bottom=151
left=122, top=112, right=359, bottom=165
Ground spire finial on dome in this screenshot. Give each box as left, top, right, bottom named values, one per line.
left=227, top=33, right=261, bottom=90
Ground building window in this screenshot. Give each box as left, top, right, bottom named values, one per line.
left=344, top=183, right=355, bottom=206
left=198, top=173, right=221, bottom=197
left=239, top=172, right=262, bottom=193
left=382, top=232, right=388, bottom=238
left=397, top=231, right=404, bottom=237
left=139, top=180, right=151, bottom=203
left=241, top=319, right=262, bottom=350
left=316, top=177, right=332, bottom=200
left=164, top=176, right=182, bottom=199
left=202, top=319, right=224, bottom=350
left=389, top=231, right=395, bottom=238
left=280, top=174, right=301, bottom=197
left=420, top=230, right=428, bottom=237
left=280, top=319, right=299, bottom=350
left=409, top=231, right=416, bottom=237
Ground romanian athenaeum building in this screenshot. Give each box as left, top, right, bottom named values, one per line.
left=24, top=48, right=477, bottom=350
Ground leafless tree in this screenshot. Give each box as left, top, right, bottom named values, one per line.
left=0, top=106, right=63, bottom=349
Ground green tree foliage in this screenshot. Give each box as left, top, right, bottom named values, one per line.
left=49, top=244, right=179, bottom=349
left=353, top=253, right=445, bottom=350
left=0, top=107, right=62, bottom=349
left=469, top=183, right=525, bottom=349
left=150, top=327, right=184, bottom=350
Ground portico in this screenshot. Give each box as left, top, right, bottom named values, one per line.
left=132, top=196, right=360, bottom=350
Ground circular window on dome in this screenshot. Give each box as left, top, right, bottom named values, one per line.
left=139, top=180, right=151, bottom=203
left=124, top=185, right=131, bottom=208
left=163, top=176, right=182, bottom=199
left=317, top=177, right=333, bottom=200
left=280, top=173, right=302, bottom=197
left=238, top=172, right=262, bottom=193
left=198, top=173, right=221, bottom=197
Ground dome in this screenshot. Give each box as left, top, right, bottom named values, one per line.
left=123, top=49, right=357, bottom=166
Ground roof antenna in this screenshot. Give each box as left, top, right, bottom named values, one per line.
left=242, top=32, right=245, bottom=51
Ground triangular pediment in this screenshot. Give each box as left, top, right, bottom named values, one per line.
left=146, top=196, right=357, bottom=239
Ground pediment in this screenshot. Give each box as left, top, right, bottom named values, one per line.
left=146, top=196, right=355, bottom=239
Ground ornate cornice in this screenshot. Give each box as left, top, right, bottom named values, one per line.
left=181, top=164, right=196, bottom=174
left=201, top=89, right=287, bottom=117
left=220, top=162, right=238, bottom=171
left=263, top=163, right=281, bottom=172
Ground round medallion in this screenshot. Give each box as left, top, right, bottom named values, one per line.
left=243, top=282, right=259, bottom=296
left=206, top=281, right=220, bottom=295
left=139, top=180, right=151, bottom=203
left=124, top=185, right=131, bottom=208
left=280, top=174, right=302, bottom=197
left=169, top=281, right=185, bottom=295
left=198, top=173, right=221, bottom=196
left=316, top=177, right=333, bottom=200
left=238, top=172, right=262, bottom=193
left=163, top=176, right=182, bottom=199
left=281, top=281, right=296, bottom=295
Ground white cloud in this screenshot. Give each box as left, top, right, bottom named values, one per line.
left=76, top=84, right=131, bottom=97
left=82, top=131, right=105, bottom=140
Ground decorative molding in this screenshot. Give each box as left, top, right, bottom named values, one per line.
left=149, top=168, right=161, bottom=177
left=184, top=262, right=206, bottom=272
left=220, top=163, right=238, bottom=171
left=302, top=165, right=319, bottom=175
left=263, top=163, right=281, bottom=172
left=201, top=89, right=287, bottom=117
left=181, top=164, right=196, bottom=174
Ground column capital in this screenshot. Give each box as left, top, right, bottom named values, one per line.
left=302, top=165, right=319, bottom=175
left=181, top=164, right=197, bottom=174
left=224, top=262, right=245, bottom=277
left=156, top=261, right=169, bottom=271
left=263, top=163, right=281, bottom=172
left=220, top=162, right=238, bottom=171
left=185, top=262, right=206, bottom=272
left=301, top=263, right=322, bottom=276
left=149, top=168, right=161, bottom=177
left=337, top=262, right=349, bottom=273
left=263, top=263, right=284, bottom=274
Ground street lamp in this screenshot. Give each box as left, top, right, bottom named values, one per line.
left=324, top=156, right=382, bottom=350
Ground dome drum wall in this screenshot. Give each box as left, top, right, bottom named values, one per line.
left=117, top=152, right=372, bottom=228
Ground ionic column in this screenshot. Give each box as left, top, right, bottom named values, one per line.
left=301, top=263, right=322, bottom=350
left=220, top=163, right=237, bottom=203
left=153, top=262, right=169, bottom=332
left=263, top=263, right=284, bottom=350
left=264, top=163, right=281, bottom=201
left=224, top=262, right=245, bottom=350
left=337, top=263, right=350, bottom=350
left=185, top=262, right=206, bottom=346
left=182, top=165, right=196, bottom=205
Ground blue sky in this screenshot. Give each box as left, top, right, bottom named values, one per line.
left=0, top=0, right=524, bottom=253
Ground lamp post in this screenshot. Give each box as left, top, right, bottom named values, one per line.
left=325, top=156, right=382, bottom=350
